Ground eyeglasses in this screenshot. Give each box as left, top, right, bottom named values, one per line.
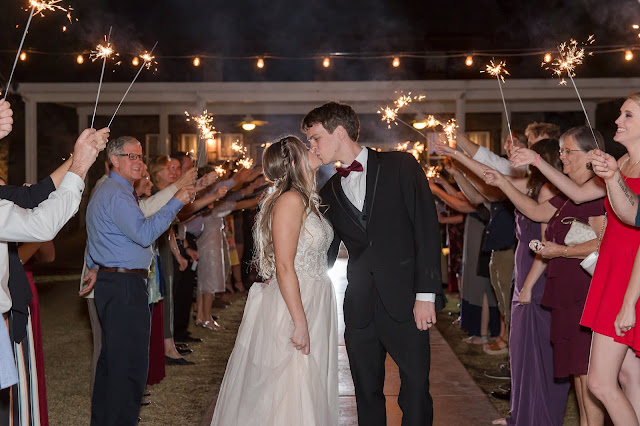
left=117, top=153, right=146, bottom=161
left=558, top=148, right=583, bottom=155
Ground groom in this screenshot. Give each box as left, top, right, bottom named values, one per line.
left=303, top=102, right=444, bottom=425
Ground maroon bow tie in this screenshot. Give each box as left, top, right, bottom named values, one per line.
left=336, top=160, right=364, bottom=178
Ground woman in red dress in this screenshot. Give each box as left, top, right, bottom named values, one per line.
left=510, top=94, right=640, bottom=425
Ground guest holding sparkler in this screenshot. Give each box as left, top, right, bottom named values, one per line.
left=518, top=93, right=640, bottom=425
left=480, top=127, right=606, bottom=425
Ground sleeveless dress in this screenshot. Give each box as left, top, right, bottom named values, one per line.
left=508, top=208, right=569, bottom=426
left=581, top=176, right=640, bottom=354
left=211, top=212, right=339, bottom=426
left=542, top=194, right=604, bottom=377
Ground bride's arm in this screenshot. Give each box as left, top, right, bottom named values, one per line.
left=272, top=191, right=310, bottom=355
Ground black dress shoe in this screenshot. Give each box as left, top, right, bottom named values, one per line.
left=175, top=335, right=203, bottom=343
left=143, top=390, right=151, bottom=397
left=141, top=399, right=151, bottom=407
left=491, top=386, right=511, bottom=400
left=177, top=348, right=193, bottom=356
left=175, top=343, right=189, bottom=350
left=165, top=356, right=195, bottom=366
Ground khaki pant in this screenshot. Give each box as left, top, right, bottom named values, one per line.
left=489, top=248, right=514, bottom=330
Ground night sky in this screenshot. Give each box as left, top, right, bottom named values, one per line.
left=1, top=0, right=640, bottom=84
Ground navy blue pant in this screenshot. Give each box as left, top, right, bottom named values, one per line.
left=91, top=271, right=150, bottom=426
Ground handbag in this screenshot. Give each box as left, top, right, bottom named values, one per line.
left=562, top=217, right=597, bottom=246
left=578, top=213, right=606, bottom=276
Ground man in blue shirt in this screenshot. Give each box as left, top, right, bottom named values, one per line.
left=85, top=136, right=195, bottom=426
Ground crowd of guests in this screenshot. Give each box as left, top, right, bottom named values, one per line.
left=0, top=98, right=267, bottom=425
left=430, top=92, right=640, bottom=425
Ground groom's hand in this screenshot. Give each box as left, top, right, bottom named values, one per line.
left=413, top=300, right=436, bottom=331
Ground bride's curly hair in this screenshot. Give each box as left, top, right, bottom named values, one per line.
left=253, top=136, right=321, bottom=279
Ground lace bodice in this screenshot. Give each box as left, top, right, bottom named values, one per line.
left=293, top=212, right=334, bottom=280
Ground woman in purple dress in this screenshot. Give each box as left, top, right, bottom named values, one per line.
left=484, top=128, right=606, bottom=425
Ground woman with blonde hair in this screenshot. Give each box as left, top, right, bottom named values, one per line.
left=211, top=136, right=338, bottom=425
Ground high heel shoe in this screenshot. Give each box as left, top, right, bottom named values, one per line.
left=201, top=319, right=225, bottom=331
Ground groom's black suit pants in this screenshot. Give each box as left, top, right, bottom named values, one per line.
left=344, top=290, right=433, bottom=426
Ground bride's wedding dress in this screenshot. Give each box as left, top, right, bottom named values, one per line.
left=211, top=211, right=338, bottom=426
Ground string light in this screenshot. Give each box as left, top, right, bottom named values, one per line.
left=322, top=57, right=330, bottom=68
left=19, top=52, right=27, bottom=61
left=634, top=24, right=639, bottom=29
left=76, top=54, right=83, bottom=64
left=465, top=55, right=473, bottom=66
left=132, top=56, right=139, bottom=66
left=543, top=53, right=552, bottom=63
left=392, top=57, right=400, bottom=67
left=62, top=25, right=66, bottom=32
left=193, top=57, right=200, bottom=67
left=625, top=50, right=634, bottom=61
left=257, top=58, right=265, bottom=69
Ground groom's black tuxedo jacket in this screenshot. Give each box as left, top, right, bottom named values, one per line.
left=320, top=149, right=445, bottom=329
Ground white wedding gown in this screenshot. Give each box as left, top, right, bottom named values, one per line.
left=211, top=212, right=339, bottom=426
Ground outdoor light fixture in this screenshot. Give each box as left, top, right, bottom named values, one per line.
left=257, top=58, right=265, bottom=68
left=543, top=53, right=552, bottom=63
left=19, top=52, right=26, bottom=61
left=634, top=24, right=639, bottom=29
left=323, top=57, right=330, bottom=68
left=242, top=123, right=256, bottom=131
left=193, top=57, right=200, bottom=67
left=76, top=55, right=84, bottom=64
left=392, top=57, right=400, bottom=67
left=413, top=121, right=428, bottom=130
left=626, top=50, right=634, bottom=61
left=132, top=56, right=139, bottom=66
left=62, top=26, right=67, bottom=32
left=465, top=55, right=473, bottom=66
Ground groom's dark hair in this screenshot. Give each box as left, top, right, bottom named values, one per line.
left=301, top=101, right=360, bottom=142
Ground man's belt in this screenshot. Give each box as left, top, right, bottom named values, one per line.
left=100, top=266, right=148, bottom=278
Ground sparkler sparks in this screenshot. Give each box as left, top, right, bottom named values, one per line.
left=543, top=36, right=594, bottom=80
left=482, top=60, right=510, bottom=83
left=237, top=158, right=254, bottom=169
left=425, top=165, right=442, bottom=179
left=425, top=115, right=441, bottom=128
left=442, top=119, right=457, bottom=145
left=543, top=36, right=601, bottom=150
left=90, top=42, right=115, bottom=62
left=214, top=165, right=226, bottom=177
left=185, top=111, right=218, bottom=141
left=28, top=0, right=70, bottom=17
left=377, top=92, right=426, bottom=128
left=232, top=141, right=248, bottom=155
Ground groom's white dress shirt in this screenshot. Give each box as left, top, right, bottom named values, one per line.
left=339, top=147, right=435, bottom=303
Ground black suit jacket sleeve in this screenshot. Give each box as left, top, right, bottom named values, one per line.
left=327, top=234, right=341, bottom=269
left=400, top=154, right=442, bottom=294
left=0, top=176, right=56, bottom=208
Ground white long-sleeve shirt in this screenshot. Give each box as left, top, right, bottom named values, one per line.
left=0, top=172, right=85, bottom=313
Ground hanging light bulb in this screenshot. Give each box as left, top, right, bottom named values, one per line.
left=62, top=25, right=67, bottom=32
left=242, top=123, right=256, bottom=131
left=322, top=57, right=330, bottom=68
left=543, top=53, right=552, bottom=63
left=633, top=24, right=639, bottom=29
left=19, top=52, right=27, bottom=61
left=392, top=57, right=400, bottom=67
left=76, top=54, right=84, bottom=64
left=625, top=50, right=634, bottom=61
left=413, top=122, right=428, bottom=130
left=132, top=56, right=139, bottom=66
left=193, top=57, right=201, bottom=67
left=465, top=55, right=473, bottom=66
left=257, top=58, right=265, bottom=69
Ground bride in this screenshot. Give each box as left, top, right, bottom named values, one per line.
left=211, top=136, right=339, bottom=426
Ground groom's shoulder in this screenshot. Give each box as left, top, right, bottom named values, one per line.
left=377, top=149, right=414, bottom=166
left=319, top=174, right=339, bottom=197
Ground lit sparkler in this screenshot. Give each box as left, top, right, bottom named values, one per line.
left=395, top=141, right=411, bottom=151
left=108, top=42, right=158, bottom=127
left=232, top=141, right=247, bottom=155
left=425, top=115, right=440, bottom=128
left=543, top=36, right=600, bottom=149
left=214, top=165, right=226, bottom=177
left=90, top=27, right=115, bottom=128
left=4, top=0, right=72, bottom=100
left=237, top=157, right=254, bottom=169
left=442, top=119, right=457, bottom=146
left=482, top=59, right=512, bottom=141
left=425, top=165, right=442, bottom=179
left=377, top=92, right=426, bottom=129
left=186, top=110, right=219, bottom=167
